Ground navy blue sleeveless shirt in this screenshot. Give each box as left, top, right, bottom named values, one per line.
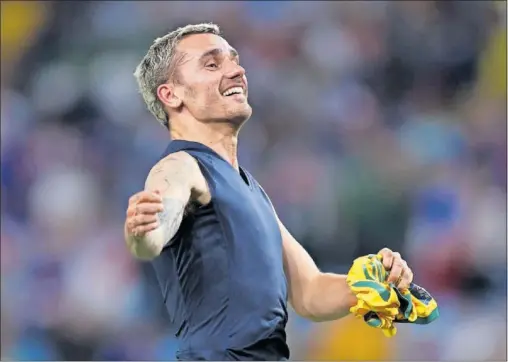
left=150, top=140, right=289, bottom=361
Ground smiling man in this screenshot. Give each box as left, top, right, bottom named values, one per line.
left=124, top=23, right=413, bottom=361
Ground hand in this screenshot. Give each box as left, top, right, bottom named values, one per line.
left=378, top=248, right=413, bottom=291
left=125, top=190, right=164, bottom=237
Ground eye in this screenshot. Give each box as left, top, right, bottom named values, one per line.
left=206, top=63, right=218, bottom=69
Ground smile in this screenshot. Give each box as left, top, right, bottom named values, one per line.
left=222, top=87, right=244, bottom=96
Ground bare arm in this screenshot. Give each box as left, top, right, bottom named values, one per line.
left=280, top=220, right=357, bottom=322
left=125, top=152, right=208, bottom=260
left=281, top=220, right=414, bottom=322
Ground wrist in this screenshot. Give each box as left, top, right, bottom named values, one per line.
left=345, top=287, right=358, bottom=308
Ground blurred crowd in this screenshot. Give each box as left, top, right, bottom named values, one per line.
left=1, top=1, right=506, bottom=360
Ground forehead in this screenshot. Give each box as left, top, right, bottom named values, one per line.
left=176, top=33, right=233, bottom=58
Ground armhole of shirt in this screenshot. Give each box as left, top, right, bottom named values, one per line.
left=255, top=179, right=277, bottom=216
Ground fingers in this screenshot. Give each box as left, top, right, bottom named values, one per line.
left=379, top=248, right=394, bottom=270
left=397, top=266, right=413, bottom=291
left=126, top=190, right=163, bottom=218
left=126, top=190, right=164, bottom=236
left=133, top=221, right=159, bottom=236
left=127, top=213, right=158, bottom=229
left=129, top=191, right=162, bottom=206
left=133, top=213, right=158, bottom=225
left=387, top=256, right=404, bottom=284
left=139, top=202, right=164, bottom=214
left=127, top=202, right=164, bottom=217
left=127, top=214, right=159, bottom=235
left=379, top=248, right=413, bottom=288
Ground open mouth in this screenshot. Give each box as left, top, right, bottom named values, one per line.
left=222, top=87, right=244, bottom=97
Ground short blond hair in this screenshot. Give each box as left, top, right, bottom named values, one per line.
left=134, top=23, right=221, bottom=128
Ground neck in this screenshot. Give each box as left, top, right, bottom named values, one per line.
left=170, top=119, right=240, bottom=170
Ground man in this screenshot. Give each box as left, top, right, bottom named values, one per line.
left=125, top=23, right=413, bottom=361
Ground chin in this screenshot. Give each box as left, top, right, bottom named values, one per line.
left=227, top=105, right=252, bottom=126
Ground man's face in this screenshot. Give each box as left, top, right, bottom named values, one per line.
left=172, top=33, right=252, bottom=125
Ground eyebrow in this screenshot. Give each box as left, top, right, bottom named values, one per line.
left=199, top=47, right=239, bottom=62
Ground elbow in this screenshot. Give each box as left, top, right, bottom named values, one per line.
left=297, top=311, right=326, bottom=323
left=301, top=299, right=329, bottom=323
left=290, top=300, right=311, bottom=320
left=293, top=278, right=327, bottom=323
left=293, top=301, right=326, bottom=323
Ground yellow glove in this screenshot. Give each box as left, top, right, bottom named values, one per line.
left=346, top=254, right=439, bottom=337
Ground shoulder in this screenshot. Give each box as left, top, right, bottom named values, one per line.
left=147, top=152, right=200, bottom=182
left=154, top=151, right=200, bottom=171
left=147, top=151, right=210, bottom=204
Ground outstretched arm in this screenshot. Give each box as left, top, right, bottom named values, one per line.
left=124, top=152, right=208, bottom=260
left=280, top=220, right=413, bottom=322
left=280, top=221, right=356, bottom=321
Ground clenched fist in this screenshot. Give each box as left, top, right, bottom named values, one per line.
left=378, top=248, right=414, bottom=291
left=125, top=190, right=164, bottom=237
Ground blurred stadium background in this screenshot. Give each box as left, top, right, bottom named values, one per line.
left=1, top=1, right=507, bottom=360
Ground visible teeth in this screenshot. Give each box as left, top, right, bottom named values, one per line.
left=222, top=87, right=243, bottom=96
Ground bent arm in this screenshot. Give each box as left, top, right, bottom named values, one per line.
left=280, top=221, right=357, bottom=322
left=126, top=152, right=199, bottom=260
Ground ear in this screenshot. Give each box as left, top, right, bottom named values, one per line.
left=157, top=83, right=182, bottom=110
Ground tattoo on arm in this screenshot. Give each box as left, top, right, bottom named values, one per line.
left=159, top=197, right=187, bottom=245
left=144, top=152, right=199, bottom=247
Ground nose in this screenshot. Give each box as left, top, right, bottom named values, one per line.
left=224, top=62, right=246, bottom=80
